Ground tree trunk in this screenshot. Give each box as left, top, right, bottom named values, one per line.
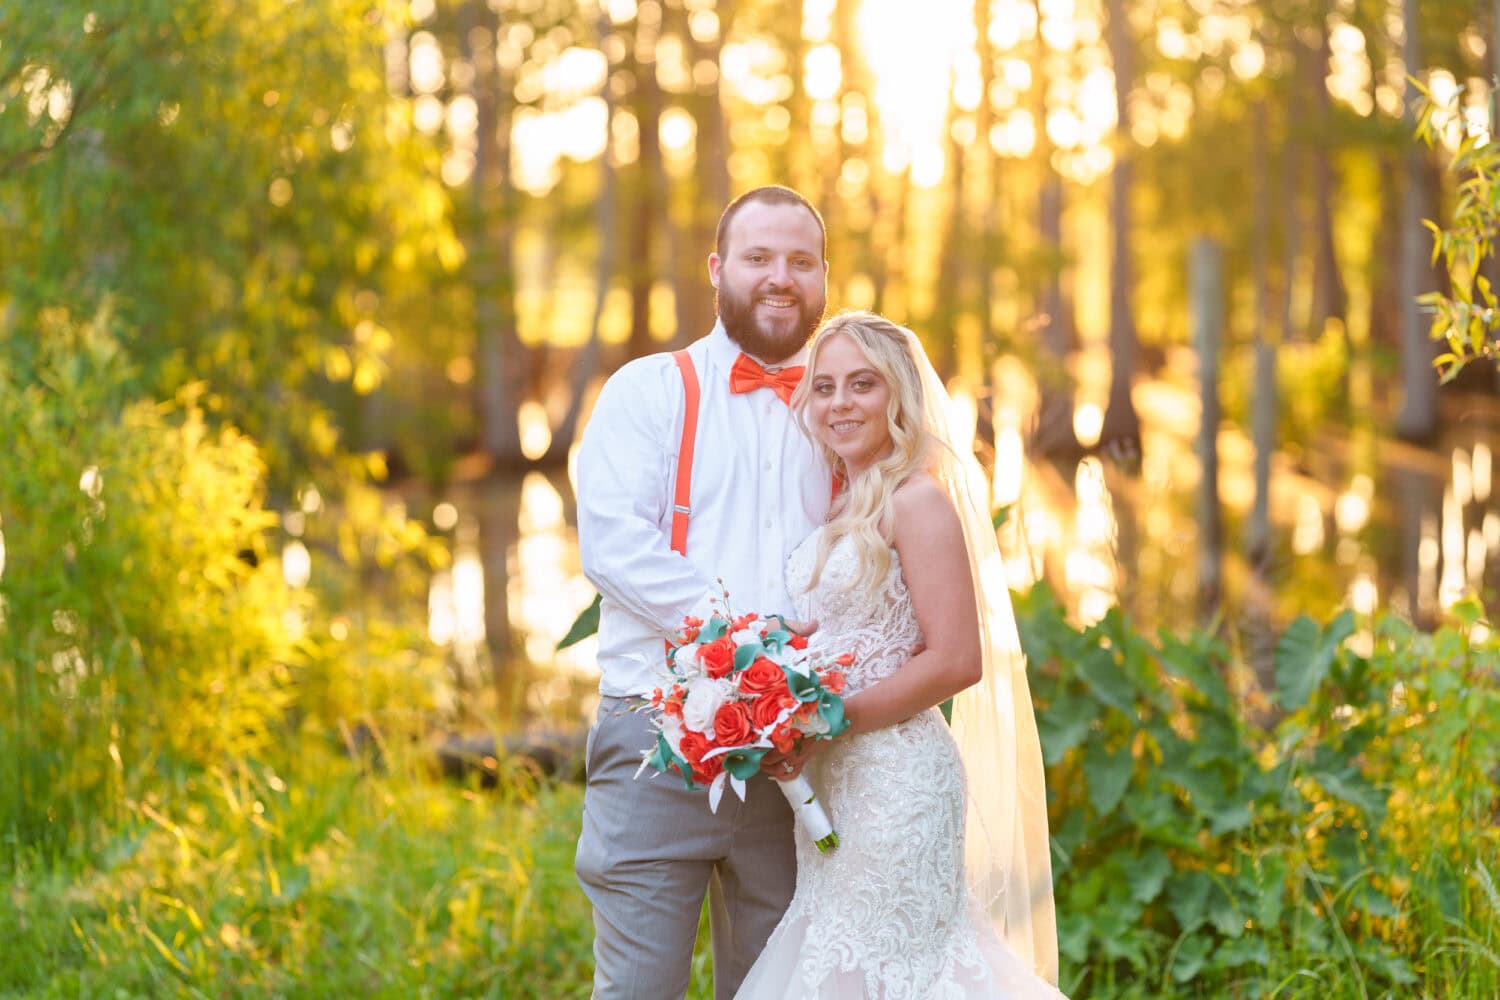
left=1247, top=102, right=1274, bottom=573
left=1396, top=0, right=1438, bottom=442
left=777, top=0, right=810, bottom=191
left=1245, top=102, right=1277, bottom=696
left=466, top=0, right=525, bottom=464
left=974, top=0, right=996, bottom=353
left=1100, top=0, right=1141, bottom=463
left=676, top=0, right=732, bottom=345
left=1307, top=21, right=1347, bottom=337
left=627, top=10, right=664, bottom=360
left=931, top=120, right=966, bottom=380
left=542, top=5, right=619, bottom=465
left=1029, top=0, right=1080, bottom=459
left=1191, top=238, right=1224, bottom=620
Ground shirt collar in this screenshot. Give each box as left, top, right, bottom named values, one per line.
left=707, top=320, right=810, bottom=373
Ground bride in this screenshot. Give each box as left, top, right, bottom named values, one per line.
left=736, top=312, right=1067, bottom=999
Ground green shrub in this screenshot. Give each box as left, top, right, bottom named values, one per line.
left=1018, top=583, right=1500, bottom=998
left=0, top=314, right=302, bottom=854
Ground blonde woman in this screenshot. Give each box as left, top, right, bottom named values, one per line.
left=737, top=312, right=1066, bottom=999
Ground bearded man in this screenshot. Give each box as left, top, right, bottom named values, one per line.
left=574, top=186, right=831, bottom=999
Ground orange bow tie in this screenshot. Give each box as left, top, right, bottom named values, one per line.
left=729, top=353, right=805, bottom=405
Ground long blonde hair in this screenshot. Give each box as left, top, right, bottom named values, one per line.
left=791, top=312, right=938, bottom=594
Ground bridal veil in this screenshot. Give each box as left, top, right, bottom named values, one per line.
left=901, top=325, right=1060, bottom=985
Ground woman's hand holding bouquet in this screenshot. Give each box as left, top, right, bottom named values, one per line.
left=636, top=598, right=851, bottom=852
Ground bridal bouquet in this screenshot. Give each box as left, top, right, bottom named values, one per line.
left=636, top=602, right=851, bottom=852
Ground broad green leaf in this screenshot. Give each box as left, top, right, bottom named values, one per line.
left=1156, top=634, right=1230, bottom=711
left=1214, top=935, right=1268, bottom=967
left=1206, top=880, right=1244, bottom=938
left=1085, top=740, right=1134, bottom=816
left=1170, top=934, right=1213, bottom=983
left=1125, top=847, right=1172, bottom=905
left=1207, top=800, right=1251, bottom=835
left=1036, top=691, right=1094, bottom=765
left=1314, top=770, right=1386, bottom=821
left=1075, top=646, right=1136, bottom=714
left=1166, top=870, right=1214, bottom=932
left=1275, top=611, right=1355, bottom=710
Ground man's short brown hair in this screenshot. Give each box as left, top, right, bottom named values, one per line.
left=714, top=185, right=827, bottom=260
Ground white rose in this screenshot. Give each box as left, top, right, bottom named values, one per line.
left=798, top=710, right=831, bottom=737
left=660, top=713, right=686, bottom=750
left=682, top=678, right=733, bottom=737
left=731, top=627, right=762, bottom=649
left=673, top=643, right=703, bottom=678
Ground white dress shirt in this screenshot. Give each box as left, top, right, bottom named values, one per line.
left=576, top=322, right=833, bottom=697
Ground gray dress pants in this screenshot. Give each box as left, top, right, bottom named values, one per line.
left=575, top=695, right=797, bottom=1000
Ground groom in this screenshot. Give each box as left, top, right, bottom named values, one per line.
left=574, top=185, right=832, bottom=999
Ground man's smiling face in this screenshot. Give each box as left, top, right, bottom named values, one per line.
left=709, top=200, right=828, bottom=365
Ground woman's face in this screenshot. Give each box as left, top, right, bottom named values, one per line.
left=807, top=333, right=894, bottom=476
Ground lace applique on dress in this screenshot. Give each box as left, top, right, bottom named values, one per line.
left=733, top=530, right=1066, bottom=1000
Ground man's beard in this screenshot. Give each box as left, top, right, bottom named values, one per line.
left=716, top=283, right=824, bottom=364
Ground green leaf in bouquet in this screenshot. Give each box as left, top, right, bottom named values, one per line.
left=816, top=690, right=848, bottom=736
left=556, top=592, right=601, bottom=651
left=786, top=669, right=823, bottom=703
left=648, top=734, right=697, bottom=790
left=733, top=642, right=761, bottom=672
left=759, top=627, right=794, bottom=652
left=699, top=616, right=729, bottom=642
left=721, top=746, right=768, bottom=780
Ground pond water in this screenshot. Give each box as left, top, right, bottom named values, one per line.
left=363, top=366, right=1500, bottom=728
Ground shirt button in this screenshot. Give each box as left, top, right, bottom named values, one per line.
left=764, top=460, right=772, bottom=470
left=764, top=519, right=773, bottom=529
left=765, top=404, right=773, bottom=415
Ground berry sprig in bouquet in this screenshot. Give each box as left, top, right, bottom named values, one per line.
left=636, top=599, right=852, bottom=852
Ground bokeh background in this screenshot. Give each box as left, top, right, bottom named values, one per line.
left=2, top=1, right=1498, bottom=997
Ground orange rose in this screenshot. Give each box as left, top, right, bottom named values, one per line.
left=693, top=753, right=725, bottom=785
left=678, top=731, right=712, bottom=765
left=739, top=657, right=789, bottom=697
left=751, top=689, right=796, bottom=731
left=713, top=701, right=755, bottom=747
left=698, top=637, right=737, bottom=679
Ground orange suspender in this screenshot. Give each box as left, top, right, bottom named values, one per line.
left=668, top=349, right=838, bottom=557
left=669, top=349, right=700, bottom=556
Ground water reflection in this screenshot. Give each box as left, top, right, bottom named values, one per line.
left=427, top=523, right=486, bottom=677
left=416, top=374, right=1498, bottom=724
left=423, top=470, right=598, bottom=721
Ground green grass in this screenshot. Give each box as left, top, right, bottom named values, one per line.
left=1, top=752, right=598, bottom=999
left=3, top=743, right=1496, bottom=999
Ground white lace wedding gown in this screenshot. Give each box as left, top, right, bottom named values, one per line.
left=734, top=529, right=1067, bottom=1000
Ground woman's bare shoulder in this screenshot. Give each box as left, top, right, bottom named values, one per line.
left=891, top=472, right=960, bottom=547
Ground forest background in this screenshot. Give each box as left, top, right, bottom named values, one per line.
left=2, top=0, right=1498, bottom=997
